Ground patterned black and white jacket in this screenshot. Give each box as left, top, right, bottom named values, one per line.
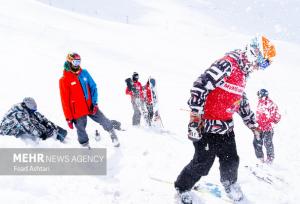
left=0, top=103, right=56, bottom=139
left=188, top=50, right=258, bottom=134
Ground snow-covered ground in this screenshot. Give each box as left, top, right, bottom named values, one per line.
left=0, top=0, right=299, bottom=203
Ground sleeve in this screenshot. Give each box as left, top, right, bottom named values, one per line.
left=188, top=59, right=232, bottom=114
left=126, top=87, right=133, bottom=96
left=272, top=103, right=281, bottom=124
left=35, top=112, right=57, bottom=129
left=59, top=77, right=73, bottom=120
left=86, top=70, right=98, bottom=105
left=237, top=93, right=257, bottom=129
left=16, top=111, right=41, bottom=137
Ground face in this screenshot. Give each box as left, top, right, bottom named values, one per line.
left=251, top=62, right=260, bottom=72
left=133, top=74, right=139, bottom=81
left=244, top=48, right=271, bottom=74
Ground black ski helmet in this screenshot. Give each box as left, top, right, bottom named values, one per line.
left=257, top=89, right=269, bottom=98
left=132, top=72, right=139, bottom=82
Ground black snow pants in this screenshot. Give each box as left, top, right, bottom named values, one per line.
left=174, top=130, right=239, bottom=192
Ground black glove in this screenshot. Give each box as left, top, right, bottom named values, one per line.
left=90, top=104, right=99, bottom=115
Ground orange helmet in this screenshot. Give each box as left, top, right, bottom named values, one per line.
left=245, top=35, right=276, bottom=69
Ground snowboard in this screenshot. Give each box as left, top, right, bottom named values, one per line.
left=125, top=77, right=139, bottom=97
left=149, top=176, right=233, bottom=203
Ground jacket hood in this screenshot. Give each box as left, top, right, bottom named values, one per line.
left=226, top=49, right=253, bottom=77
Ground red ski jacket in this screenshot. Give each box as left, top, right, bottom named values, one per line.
left=144, top=83, right=153, bottom=104
left=126, top=81, right=144, bottom=100
left=59, top=69, right=95, bottom=120
left=256, top=97, right=281, bottom=131
left=203, top=55, right=246, bottom=121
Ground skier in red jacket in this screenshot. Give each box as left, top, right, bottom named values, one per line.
left=143, top=80, right=154, bottom=126
left=174, top=35, right=276, bottom=203
left=59, top=52, right=119, bottom=147
left=126, top=72, right=145, bottom=126
left=254, top=89, right=281, bottom=164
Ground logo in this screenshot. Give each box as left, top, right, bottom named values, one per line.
left=220, top=82, right=244, bottom=95
left=71, top=81, right=76, bottom=86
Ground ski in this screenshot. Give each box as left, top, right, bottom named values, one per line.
left=245, top=165, right=273, bottom=184
left=244, top=165, right=286, bottom=185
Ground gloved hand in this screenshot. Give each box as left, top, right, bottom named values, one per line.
left=91, top=104, right=98, bottom=115
left=67, top=120, right=74, bottom=129
left=252, top=127, right=261, bottom=140
left=188, top=111, right=202, bottom=142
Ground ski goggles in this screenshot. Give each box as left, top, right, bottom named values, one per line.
left=257, top=53, right=271, bottom=69
left=133, top=74, right=139, bottom=81
left=71, top=59, right=81, bottom=67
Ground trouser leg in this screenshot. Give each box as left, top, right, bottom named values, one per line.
left=132, top=101, right=141, bottom=125
left=146, top=104, right=154, bottom=126
left=89, top=109, right=113, bottom=132
left=253, top=133, right=264, bottom=159
left=74, top=116, right=89, bottom=144
left=216, top=131, right=239, bottom=185
left=174, top=133, right=216, bottom=192
left=263, top=130, right=274, bottom=160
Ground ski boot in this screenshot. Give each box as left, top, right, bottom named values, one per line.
left=81, top=141, right=91, bottom=149
left=222, top=181, right=244, bottom=202
left=177, top=190, right=193, bottom=204
left=109, top=129, right=120, bottom=147
left=258, top=157, right=265, bottom=163
left=265, top=157, right=273, bottom=164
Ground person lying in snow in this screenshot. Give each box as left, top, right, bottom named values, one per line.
left=0, top=97, right=67, bottom=142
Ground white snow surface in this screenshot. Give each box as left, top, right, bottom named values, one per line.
left=0, top=0, right=299, bottom=203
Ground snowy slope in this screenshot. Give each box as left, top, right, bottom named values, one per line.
left=37, top=0, right=300, bottom=43
left=0, top=0, right=300, bottom=203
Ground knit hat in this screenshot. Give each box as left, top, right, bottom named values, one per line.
left=23, top=97, right=37, bottom=111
